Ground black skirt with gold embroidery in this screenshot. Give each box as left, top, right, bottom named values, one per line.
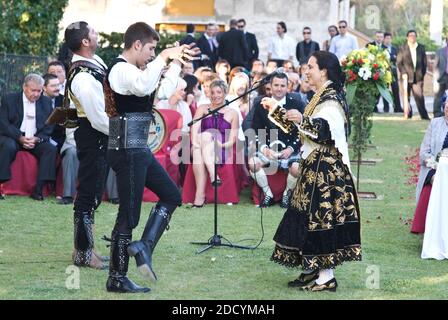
left=271, top=142, right=362, bottom=270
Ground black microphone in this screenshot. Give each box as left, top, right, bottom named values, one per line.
left=260, top=67, right=285, bottom=83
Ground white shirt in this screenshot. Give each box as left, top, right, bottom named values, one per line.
left=156, top=99, right=192, bottom=133
left=268, top=34, right=295, bottom=61
left=70, top=53, right=109, bottom=135
left=59, top=80, right=66, bottom=96
left=408, top=41, right=418, bottom=70
left=108, top=55, right=181, bottom=100
left=329, top=34, right=358, bottom=61
left=20, top=93, right=37, bottom=137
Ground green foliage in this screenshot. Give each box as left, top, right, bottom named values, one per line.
left=96, top=32, right=124, bottom=66
left=392, top=35, right=439, bottom=52
left=155, top=31, right=186, bottom=55
left=0, top=0, right=68, bottom=56
left=96, top=31, right=186, bottom=66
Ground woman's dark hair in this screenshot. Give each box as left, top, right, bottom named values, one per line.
left=183, top=74, right=199, bottom=96
left=328, top=25, right=339, bottom=36
left=311, top=51, right=345, bottom=91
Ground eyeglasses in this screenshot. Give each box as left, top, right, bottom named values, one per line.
left=339, top=25, right=347, bottom=29
left=237, top=25, right=245, bottom=29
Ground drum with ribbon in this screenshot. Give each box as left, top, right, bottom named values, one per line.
left=147, top=108, right=168, bottom=153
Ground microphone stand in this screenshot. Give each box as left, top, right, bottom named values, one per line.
left=188, top=76, right=270, bottom=254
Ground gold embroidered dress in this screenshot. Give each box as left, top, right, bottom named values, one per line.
left=271, top=82, right=362, bottom=270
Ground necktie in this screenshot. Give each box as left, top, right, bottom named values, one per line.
left=208, top=38, right=214, bottom=52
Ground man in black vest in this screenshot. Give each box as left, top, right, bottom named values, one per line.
left=105, top=22, right=197, bottom=293
left=0, top=74, right=56, bottom=201
left=237, top=18, right=259, bottom=68
left=64, top=21, right=109, bottom=270
left=296, top=27, right=320, bottom=66
left=397, top=30, right=430, bottom=119
left=248, top=73, right=305, bottom=208
left=218, top=19, right=249, bottom=69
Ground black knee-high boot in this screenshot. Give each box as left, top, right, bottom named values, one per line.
left=73, top=210, right=107, bottom=269
left=127, top=204, right=173, bottom=281
left=106, top=231, right=150, bottom=293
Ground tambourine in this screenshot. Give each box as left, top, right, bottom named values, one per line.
left=268, top=103, right=296, bottom=134
left=147, top=109, right=168, bottom=153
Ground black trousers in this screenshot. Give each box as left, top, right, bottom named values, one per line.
left=383, top=69, right=403, bottom=113
left=433, top=75, right=448, bottom=117
left=406, top=80, right=429, bottom=119
left=0, top=135, right=57, bottom=183
left=73, top=119, right=108, bottom=212
left=107, top=148, right=181, bottom=234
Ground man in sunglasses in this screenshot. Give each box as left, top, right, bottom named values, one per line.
left=296, top=27, right=320, bottom=66
left=329, top=20, right=358, bottom=62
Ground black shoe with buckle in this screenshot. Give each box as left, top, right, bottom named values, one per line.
left=260, top=195, right=274, bottom=208
left=288, top=271, right=319, bottom=288
left=280, top=190, right=292, bottom=208
left=302, top=278, right=338, bottom=292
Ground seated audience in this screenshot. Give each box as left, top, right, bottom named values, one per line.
left=190, top=79, right=239, bottom=207
left=0, top=74, right=57, bottom=201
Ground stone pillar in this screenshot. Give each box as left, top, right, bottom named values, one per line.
left=430, top=0, right=444, bottom=46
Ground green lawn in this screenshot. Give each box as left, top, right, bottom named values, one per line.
left=1, top=115, right=446, bottom=300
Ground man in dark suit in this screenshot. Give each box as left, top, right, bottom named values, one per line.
left=179, top=23, right=196, bottom=46
left=237, top=19, right=259, bottom=68
left=433, top=36, right=448, bottom=117
left=397, top=30, right=430, bottom=119
left=42, top=73, right=65, bottom=150
left=218, top=19, right=249, bottom=69
left=196, top=22, right=219, bottom=70
left=248, top=73, right=305, bottom=208
left=179, top=24, right=199, bottom=69
left=366, top=31, right=388, bottom=50
left=383, top=32, right=403, bottom=113
left=0, top=74, right=57, bottom=200
left=296, top=27, right=320, bottom=66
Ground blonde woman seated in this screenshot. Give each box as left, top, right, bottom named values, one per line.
left=190, top=79, right=239, bottom=207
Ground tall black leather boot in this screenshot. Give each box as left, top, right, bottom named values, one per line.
left=106, top=231, right=150, bottom=293
left=73, top=210, right=107, bottom=269
left=127, top=205, right=173, bottom=281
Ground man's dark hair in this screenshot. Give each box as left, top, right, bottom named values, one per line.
left=229, top=19, right=238, bottom=28
left=303, top=26, right=311, bottom=33
left=124, top=22, right=160, bottom=50
left=186, top=23, right=195, bottom=34
left=48, top=60, right=65, bottom=70
left=237, top=19, right=246, bottom=26
left=407, top=29, right=417, bottom=37
left=278, top=21, right=287, bottom=33
left=270, top=72, right=289, bottom=84
left=338, top=20, right=348, bottom=26
left=64, top=21, right=90, bottom=52
left=43, top=73, right=58, bottom=87
left=384, top=32, right=392, bottom=38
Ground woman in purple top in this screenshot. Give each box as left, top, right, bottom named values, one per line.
left=191, top=79, right=239, bottom=207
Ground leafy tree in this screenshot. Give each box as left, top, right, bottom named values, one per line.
left=0, top=0, right=68, bottom=56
